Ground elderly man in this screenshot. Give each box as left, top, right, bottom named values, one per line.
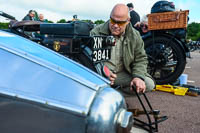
left=90, top=4, right=155, bottom=93
left=39, top=14, right=44, bottom=21
left=38, top=13, right=48, bottom=22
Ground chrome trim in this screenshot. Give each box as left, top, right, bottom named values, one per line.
left=117, top=109, right=134, bottom=132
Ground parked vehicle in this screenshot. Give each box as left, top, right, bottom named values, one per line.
left=142, top=1, right=190, bottom=84
left=188, top=40, right=200, bottom=52
left=0, top=30, right=133, bottom=133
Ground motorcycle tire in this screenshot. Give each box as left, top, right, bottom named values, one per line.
left=144, top=36, right=186, bottom=84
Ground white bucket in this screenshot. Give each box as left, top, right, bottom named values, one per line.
left=179, top=74, right=188, bottom=85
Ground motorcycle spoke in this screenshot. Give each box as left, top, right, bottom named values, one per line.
left=163, top=61, right=177, bottom=68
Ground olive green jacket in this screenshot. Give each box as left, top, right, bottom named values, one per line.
left=90, top=21, right=150, bottom=80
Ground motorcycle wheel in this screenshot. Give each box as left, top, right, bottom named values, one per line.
left=144, top=36, right=186, bottom=84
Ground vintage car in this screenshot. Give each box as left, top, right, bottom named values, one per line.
left=0, top=30, right=133, bottom=133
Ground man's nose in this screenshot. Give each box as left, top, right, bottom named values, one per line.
left=113, top=23, right=119, bottom=27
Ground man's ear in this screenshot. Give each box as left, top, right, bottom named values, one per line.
left=127, top=18, right=130, bottom=23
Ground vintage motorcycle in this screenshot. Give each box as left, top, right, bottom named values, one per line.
left=187, top=40, right=200, bottom=52
left=140, top=0, right=190, bottom=84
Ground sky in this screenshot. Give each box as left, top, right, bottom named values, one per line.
left=0, top=0, right=199, bottom=23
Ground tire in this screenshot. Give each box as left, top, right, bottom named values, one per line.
left=144, top=36, right=186, bottom=84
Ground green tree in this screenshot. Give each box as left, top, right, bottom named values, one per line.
left=196, top=32, right=200, bottom=40
left=0, top=22, right=9, bottom=29
left=47, top=20, right=54, bottom=23
left=94, top=20, right=105, bottom=25
left=57, top=19, right=67, bottom=23
left=187, top=22, right=200, bottom=40
left=81, top=20, right=93, bottom=23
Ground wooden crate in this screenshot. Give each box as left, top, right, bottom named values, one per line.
left=147, top=10, right=189, bottom=30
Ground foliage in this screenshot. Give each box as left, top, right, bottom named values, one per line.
left=0, top=22, right=9, bottom=29
left=47, top=20, right=54, bottom=23
left=81, top=19, right=93, bottom=24
left=94, top=20, right=105, bottom=25
left=57, top=19, right=67, bottom=23
left=187, top=22, right=200, bottom=40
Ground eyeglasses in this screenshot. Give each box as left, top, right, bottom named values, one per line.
left=110, top=17, right=128, bottom=26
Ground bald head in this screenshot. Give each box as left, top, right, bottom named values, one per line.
left=109, top=4, right=130, bottom=36
left=110, top=4, right=129, bottom=20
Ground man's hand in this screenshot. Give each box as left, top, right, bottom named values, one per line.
left=134, top=22, right=148, bottom=33
left=109, top=71, right=117, bottom=85
left=134, top=22, right=141, bottom=28
left=130, top=78, right=146, bottom=93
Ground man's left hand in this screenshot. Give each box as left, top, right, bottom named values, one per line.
left=130, top=78, right=146, bottom=93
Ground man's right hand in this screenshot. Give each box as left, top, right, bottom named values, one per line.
left=130, top=77, right=146, bottom=93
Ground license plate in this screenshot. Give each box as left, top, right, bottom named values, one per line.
left=92, top=48, right=111, bottom=62
left=92, top=36, right=111, bottom=62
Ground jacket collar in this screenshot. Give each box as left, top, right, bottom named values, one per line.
left=99, top=20, right=110, bottom=35
left=123, top=23, right=132, bottom=45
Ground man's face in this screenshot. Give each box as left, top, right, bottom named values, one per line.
left=109, top=12, right=129, bottom=36
left=39, top=14, right=44, bottom=20
left=30, top=12, right=35, bottom=17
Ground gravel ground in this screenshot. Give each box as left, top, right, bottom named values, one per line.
left=127, top=51, right=200, bottom=133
